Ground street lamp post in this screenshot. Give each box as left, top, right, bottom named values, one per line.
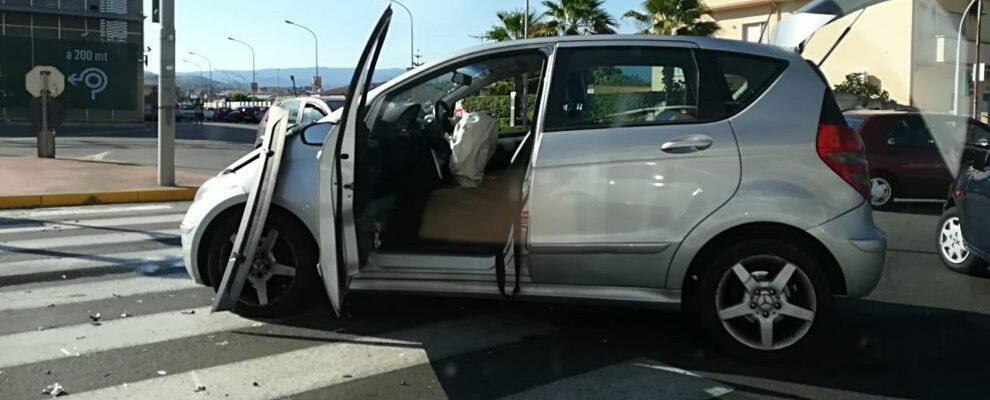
left=285, top=20, right=320, bottom=94
left=182, top=59, right=204, bottom=99
left=228, top=37, right=257, bottom=92
left=955, top=0, right=981, bottom=115
left=188, top=51, right=213, bottom=99
left=390, top=0, right=415, bottom=69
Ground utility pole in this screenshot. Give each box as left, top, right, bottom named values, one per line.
left=975, top=0, right=985, bottom=118
left=158, top=0, right=176, bottom=186
left=188, top=51, right=213, bottom=99
left=285, top=20, right=320, bottom=94
left=228, top=37, right=256, bottom=92
left=524, top=0, right=529, bottom=39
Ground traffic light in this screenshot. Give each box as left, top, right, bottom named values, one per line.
left=152, top=0, right=160, bottom=23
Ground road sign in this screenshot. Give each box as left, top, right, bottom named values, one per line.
left=0, top=37, right=140, bottom=110
left=25, top=66, right=65, bottom=98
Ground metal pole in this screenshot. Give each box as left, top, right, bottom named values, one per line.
left=228, top=37, right=256, bottom=92
left=285, top=20, right=320, bottom=94
left=183, top=59, right=204, bottom=98
left=955, top=0, right=980, bottom=115
left=390, top=0, right=415, bottom=68
left=189, top=51, right=213, bottom=98
left=38, top=71, right=54, bottom=158
left=158, top=0, right=176, bottom=186
left=976, top=1, right=985, bottom=118
left=524, top=0, right=530, bottom=39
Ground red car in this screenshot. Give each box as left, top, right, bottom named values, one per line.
left=844, top=111, right=990, bottom=209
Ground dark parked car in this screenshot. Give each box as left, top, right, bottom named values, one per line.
left=224, top=106, right=263, bottom=123
left=938, top=131, right=990, bottom=275
left=844, top=111, right=986, bottom=209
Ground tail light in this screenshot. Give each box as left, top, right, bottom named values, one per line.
left=817, top=123, right=869, bottom=199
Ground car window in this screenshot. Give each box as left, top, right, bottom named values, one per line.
left=544, top=46, right=699, bottom=131
left=280, top=100, right=302, bottom=125
left=887, top=116, right=935, bottom=149
left=457, top=57, right=545, bottom=136
left=712, top=52, right=787, bottom=114
left=300, top=104, right=326, bottom=124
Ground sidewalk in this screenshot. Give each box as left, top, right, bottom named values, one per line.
left=0, top=156, right=210, bottom=209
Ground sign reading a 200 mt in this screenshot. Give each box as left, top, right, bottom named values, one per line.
left=0, top=37, right=139, bottom=110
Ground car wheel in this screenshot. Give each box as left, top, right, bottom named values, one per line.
left=869, top=176, right=895, bottom=210
left=697, top=239, right=831, bottom=359
left=937, top=207, right=988, bottom=275
left=205, top=208, right=319, bottom=317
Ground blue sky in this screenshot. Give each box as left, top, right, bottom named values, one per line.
left=145, top=0, right=647, bottom=74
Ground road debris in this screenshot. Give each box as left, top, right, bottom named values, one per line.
left=399, top=380, right=410, bottom=386
left=89, top=312, right=101, bottom=322
left=194, top=385, right=207, bottom=392
left=252, top=381, right=260, bottom=387
left=343, top=374, right=353, bottom=379
left=120, top=311, right=130, bottom=318
left=157, top=370, right=167, bottom=376
left=42, top=382, right=66, bottom=397
left=215, top=340, right=229, bottom=346
left=181, top=310, right=196, bottom=315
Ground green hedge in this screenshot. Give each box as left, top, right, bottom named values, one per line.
left=463, top=92, right=681, bottom=125
left=462, top=95, right=537, bottom=121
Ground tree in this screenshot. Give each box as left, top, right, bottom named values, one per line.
left=480, top=9, right=549, bottom=42
left=622, top=0, right=720, bottom=37
left=834, top=73, right=893, bottom=108
left=541, top=0, right=617, bottom=36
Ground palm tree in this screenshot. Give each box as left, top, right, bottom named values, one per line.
left=622, top=0, right=720, bottom=37
left=480, top=9, right=548, bottom=42
left=541, top=0, right=617, bottom=36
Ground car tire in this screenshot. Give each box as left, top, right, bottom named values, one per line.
left=205, top=208, right=320, bottom=317
left=936, top=207, right=989, bottom=275
left=697, top=238, right=832, bottom=360
left=869, top=175, right=896, bottom=210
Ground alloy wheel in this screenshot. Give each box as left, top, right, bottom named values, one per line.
left=715, top=257, right=817, bottom=351
left=939, top=216, right=970, bottom=264
left=869, top=177, right=892, bottom=206
left=221, top=228, right=298, bottom=307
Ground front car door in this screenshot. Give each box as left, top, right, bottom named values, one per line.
left=525, top=41, right=741, bottom=287
left=960, top=123, right=990, bottom=258
left=317, top=7, right=392, bottom=314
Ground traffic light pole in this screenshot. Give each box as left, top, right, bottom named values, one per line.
left=158, top=0, right=176, bottom=186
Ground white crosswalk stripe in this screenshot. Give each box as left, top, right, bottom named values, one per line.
left=0, top=274, right=199, bottom=311
left=0, top=229, right=179, bottom=250
left=0, top=248, right=182, bottom=280
left=0, top=307, right=255, bottom=369
left=0, top=213, right=184, bottom=235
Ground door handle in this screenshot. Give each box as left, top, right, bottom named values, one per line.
left=661, top=134, right=714, bottom=154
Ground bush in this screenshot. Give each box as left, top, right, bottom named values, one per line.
left=462, top=94, right=537, bottom=122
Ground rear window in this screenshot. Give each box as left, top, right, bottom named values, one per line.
left=712, top=52, right=787, bottom=114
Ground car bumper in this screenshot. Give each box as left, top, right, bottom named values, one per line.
left=807, top=201, right=887, bottom=298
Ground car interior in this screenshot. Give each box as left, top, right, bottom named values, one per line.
left=352, top=52, right=547, bottom=270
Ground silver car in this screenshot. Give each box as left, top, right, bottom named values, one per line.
left=180, top=3, right=886, bottom=357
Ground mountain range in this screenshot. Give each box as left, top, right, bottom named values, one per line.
left=145, top=66, right=407, bottom=91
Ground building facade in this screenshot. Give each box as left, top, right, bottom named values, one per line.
left=0, top=0, right=144, bottom=122
left=707, top=0, right=987, bottom=115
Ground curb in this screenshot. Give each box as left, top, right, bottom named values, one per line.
left=0, top=187, right=198, bottom=210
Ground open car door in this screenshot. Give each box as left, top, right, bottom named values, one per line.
left=212, top=107, right=290, bottom=312
left=317, top=7, right=392, bottom=315
left=770, top=0, right=886, bottom=51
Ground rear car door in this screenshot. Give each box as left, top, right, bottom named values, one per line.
left=317, top=7, right=392, bottom=314
left=526, top=42, right=741, bottom=288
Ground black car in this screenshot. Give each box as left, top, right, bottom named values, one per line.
left=938, top=132, right=990, bottom=275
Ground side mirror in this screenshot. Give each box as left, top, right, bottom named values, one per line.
left=300, top=123, right=332, bottom=146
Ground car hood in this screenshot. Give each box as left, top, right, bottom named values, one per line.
left=770, top=0, right=886, bottom=51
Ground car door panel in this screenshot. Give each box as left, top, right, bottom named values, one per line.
left=962, top=148, right=990, bottom=257
left=527, top=121, right=740, bottom=287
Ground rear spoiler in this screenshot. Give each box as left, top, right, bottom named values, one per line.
left=770, top=0, right=886, bottom=51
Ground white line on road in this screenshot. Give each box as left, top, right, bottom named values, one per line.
left=0, top=229, right=178, bottom=250
left=0, top=203, right=179, bottom=219
left=0, top=213, right=184, bottom=235
left=0, top=248, right=182, bottom=279
left=69, top=314, right=556, bottom=400
left=80, top=151, right=112, bottom=161
left=0, top=274, right=198, bottom=311
left=0, top=306, right=255, bottom=369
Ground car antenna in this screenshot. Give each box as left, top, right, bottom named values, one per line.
left=818, top=9, right=867, bottom=67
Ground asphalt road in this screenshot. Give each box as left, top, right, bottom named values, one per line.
left=0, top=201, right=987, bottom=399
left=0, top=122, right=257, bottom=175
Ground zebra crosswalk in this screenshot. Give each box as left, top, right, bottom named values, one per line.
left=0, top=202, right=741, bottom=399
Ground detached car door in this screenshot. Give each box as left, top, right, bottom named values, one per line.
left=961, top=124, right=990, bottom=258
left=317, top=7, right=392, bottom=314
left=526, top=42, right=741, bottom=287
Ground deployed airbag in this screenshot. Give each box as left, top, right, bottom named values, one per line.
left=449, top=111, right=498, bottom=187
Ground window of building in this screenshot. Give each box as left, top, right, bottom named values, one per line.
left=742, top=22, right=768, bottom=43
